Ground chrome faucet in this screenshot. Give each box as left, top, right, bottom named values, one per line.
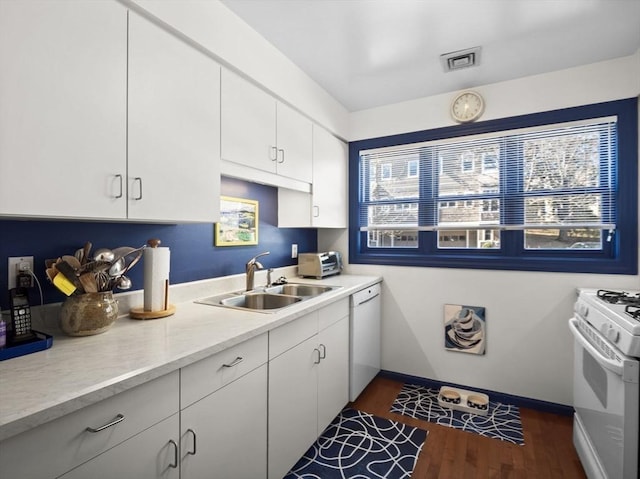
left=246, top=251, right=270, bottom=291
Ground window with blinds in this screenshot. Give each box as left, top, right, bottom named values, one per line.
left=358, top=117, right=617, bottom=251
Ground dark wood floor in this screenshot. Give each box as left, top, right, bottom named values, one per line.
left=349, top=377, right=587, bottom=479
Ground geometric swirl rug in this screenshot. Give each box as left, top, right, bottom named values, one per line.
left=283, top=408, right=428, bottom=479
left=390, top=384, right=525, bottom=445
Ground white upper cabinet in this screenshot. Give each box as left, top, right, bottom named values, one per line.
left=220, top=69, right=277, bottom=173
left=278, top=126, right=348, bottom=228
left=276, top=102, right=313, bottom=183
left=0, top=0, right=128, bottom=219
left=128, top=12, right=221, bottom=222
left=221, top=69, right=312, bottom=190
left=0, top=2, right=220, bottom=222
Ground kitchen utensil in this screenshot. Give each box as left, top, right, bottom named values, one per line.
left=74, top=248, right=85, bottom=265
left=109, top=245, right=145, bottom=277
left=52, top=272, right=77, bottom=296
left=82, top=241, right=92, bottom=265
left=108, top=247, right=134, bottom=277
left=79, top=260, right=111, bottom=274
left=55, top=260, right=80, bottom=285
left=79, top=273, right=98, bottom=293
left=62, top=255, right=81, bottom=270
left=115, top=275, right=132, bottom=290
left=93, top=248, right=115, bottom=263
left=94, top=271, right=110, bottom=292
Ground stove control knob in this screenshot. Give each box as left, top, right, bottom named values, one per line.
left=606, top=327, right=620, bottom=344
left=576, top=303, right=589, bottom=318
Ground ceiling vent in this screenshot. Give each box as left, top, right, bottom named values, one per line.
left=440, top=46, right=481, bottom=72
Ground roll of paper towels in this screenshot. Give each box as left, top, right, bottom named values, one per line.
left=143, top=242, right=170, bottom=312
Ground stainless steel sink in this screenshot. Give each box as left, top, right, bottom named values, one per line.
left=195, top=283, right=341, bottom=313
left=221, top=293, right=302, bottom=310
left=265, top=283, right=335, bottom=297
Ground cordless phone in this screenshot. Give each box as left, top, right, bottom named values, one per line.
left=9, top=287, right=36, bottom=343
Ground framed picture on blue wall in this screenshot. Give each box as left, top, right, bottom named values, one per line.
left=215, top=196, right=259, bottom=246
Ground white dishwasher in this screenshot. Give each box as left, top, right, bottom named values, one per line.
left=349, top=283, right=381, bottom=401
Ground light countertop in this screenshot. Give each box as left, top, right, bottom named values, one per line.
left=0, top=271, right=381, bottom=442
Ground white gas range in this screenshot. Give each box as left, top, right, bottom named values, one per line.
left=570, top=289, right=640, bottom=479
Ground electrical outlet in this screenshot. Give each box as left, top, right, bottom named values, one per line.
left=8, top=256, right=34, bottom=289
left=291, top=244, right=298, bottom=259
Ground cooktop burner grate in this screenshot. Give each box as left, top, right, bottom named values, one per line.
left=626, top=305, right=640, bottom=321
left=597, top=289, right=640, bottom=306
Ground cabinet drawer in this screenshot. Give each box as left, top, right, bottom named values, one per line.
left=0, top=371, right=179, bottom=479
left=269, top=311, right=318, bottom=360
left=318, top=297, right=349, bottom=331
left=181, top=333, right=268, bottom=408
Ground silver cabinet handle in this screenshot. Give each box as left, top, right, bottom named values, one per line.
left=277, top=148, right=285, bottom=164
left=270, top=146, right=278, bottom=161
left=168, top=439, right=178, bottom=468
left=319, top=343, right=326, bottom=360
left=222, top=356, right=244, bottom=368
left=133, top=177, right=143, bottom=200
left=85, top=413, right=125, bottom=433
left=313, top=205, right=320, bottom=218
left=313, top=348, right=321, bottom=364
left=186, top=428, right=197, bottom=456
left=113, top=174, right=123, bottom=199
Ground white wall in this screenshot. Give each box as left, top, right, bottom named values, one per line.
left=321, top=51, right=640, bottom=406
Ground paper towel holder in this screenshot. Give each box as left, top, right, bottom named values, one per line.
left=130, top=239, right=176, bottom=320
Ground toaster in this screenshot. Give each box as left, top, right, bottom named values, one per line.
left=298, top=251, right=343, bottom=279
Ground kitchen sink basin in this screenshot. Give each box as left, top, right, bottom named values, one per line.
left=221, top=293, right=302, bottom=310
left=195, top=283, right=341, bottom=313
left=265, top=283, right=334, bottom=297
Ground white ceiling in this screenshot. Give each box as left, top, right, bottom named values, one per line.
left=220, top=0, right=640, bottom=112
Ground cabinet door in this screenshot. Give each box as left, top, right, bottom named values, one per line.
left=312, top=127, right=348, bottom=227
left=276, top=102, right=313, bottom=183
left=59, top=414, right=180, bottom=479
left=128, top=12, right=220, bottom=222
left=0, top=0, right=127, bottom=219
left=268, top=336, right=318, bottom=479
left=221, top=69, right=276, bottom=173
left=181, top=365, right=267, bottom=479
left=317, top=316, right=350, bottom=433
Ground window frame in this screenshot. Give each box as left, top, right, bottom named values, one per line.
left=349, top=98, right=638, bottom=275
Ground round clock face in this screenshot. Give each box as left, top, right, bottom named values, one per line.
left=451, top=91, right=484, bottom=123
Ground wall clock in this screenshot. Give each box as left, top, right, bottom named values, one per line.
left=450, top=91, right=485, bottom=123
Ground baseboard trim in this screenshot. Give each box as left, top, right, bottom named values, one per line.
left=379, top=370, right=575, bottom=417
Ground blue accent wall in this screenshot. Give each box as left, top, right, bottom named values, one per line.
left=0, top=177, right=317, bottom=309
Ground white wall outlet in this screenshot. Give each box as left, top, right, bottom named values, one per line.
left=291, top=244, right=298, bottom=259
left=8, top=256, right=34, bottom=289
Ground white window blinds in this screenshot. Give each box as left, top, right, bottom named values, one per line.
left=358, top=116, right=618, bottom=236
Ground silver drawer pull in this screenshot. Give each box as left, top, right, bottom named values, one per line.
left=85, top=413, right=125, bottom=433
left=319, top=343, right=327, bottom=360
left=222, top=356, right=244, bottom=368
left=168, top=439, right=178, bottom=468
left=187, top=428, right=197, bottom=456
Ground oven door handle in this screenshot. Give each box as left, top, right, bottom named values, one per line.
left=568, top=318, right=624, bottom=377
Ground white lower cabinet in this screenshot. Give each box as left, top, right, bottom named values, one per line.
left=268, top=299, right=350, bottom=479
left=59, top=414, right=180, bottom=479
left=180, top=333, right=269, bottom=479
left=181, top=364, right=268, bottom=479
left=0, top=371, right=179, bottom=479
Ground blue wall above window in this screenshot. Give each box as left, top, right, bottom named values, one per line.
left=0, top=177, right=317, bottom=309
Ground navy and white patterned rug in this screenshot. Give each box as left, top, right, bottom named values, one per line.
left=390, top=384, right=525, bottom=445
left=284, top=408, right=428, bottom=479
